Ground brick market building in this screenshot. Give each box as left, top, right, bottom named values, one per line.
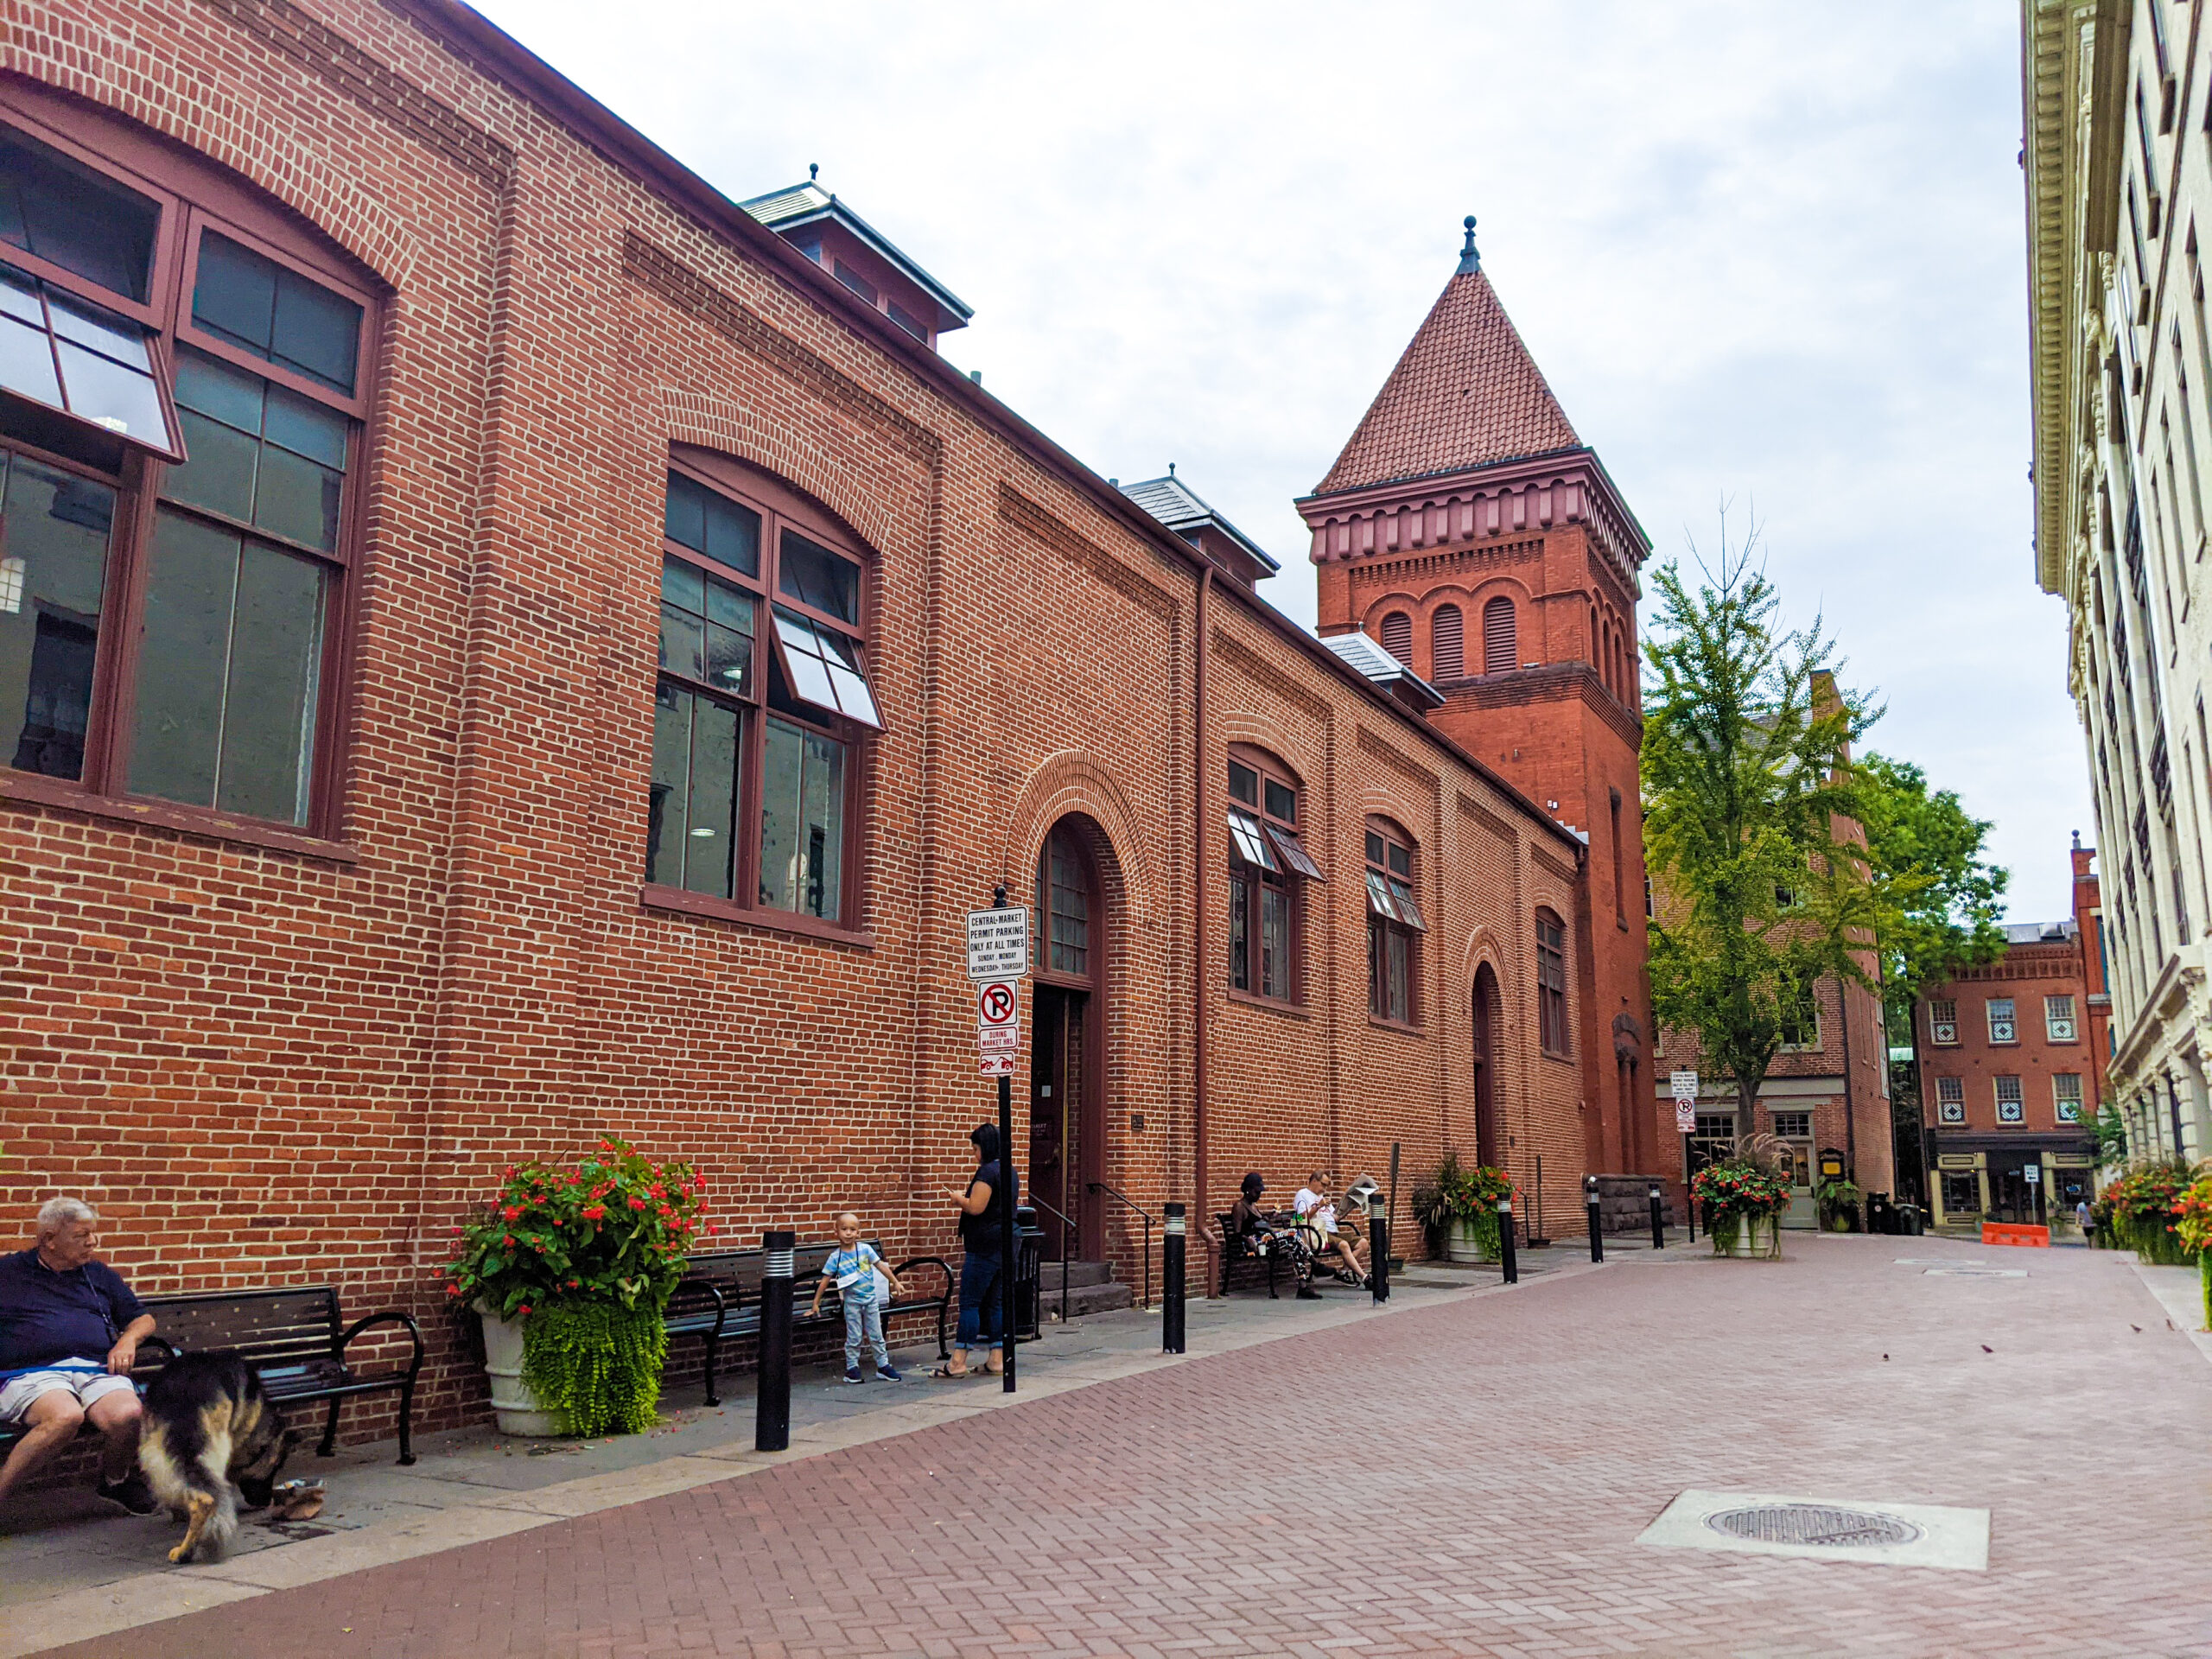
left=1915, top=840, right=2108, bottom=1233
left=0, top=0, right=1656, bottom=1440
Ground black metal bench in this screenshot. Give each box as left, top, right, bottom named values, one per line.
left=141, top=1286, right=424, bottom=1465
left=669, top=1242, right=952, bottom=1404
left=1211, top=1213, right=1289, bottom=1298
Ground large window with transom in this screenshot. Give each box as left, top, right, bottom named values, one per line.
left=1226, top=747, right=1321, bottom=1003
left=1365, top=817, right=1424, bottom=1024
left=0, top=92, right=377, bottom=838
left=645, top=452, right=880, bottom=926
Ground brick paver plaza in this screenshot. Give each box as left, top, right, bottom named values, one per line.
left=34, top=1236, right=2212, bottom=1656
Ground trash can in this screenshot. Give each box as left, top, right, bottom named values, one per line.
left=1013, top=1205, right=1043, bottom=1342
left=1867, top=1192, right=1894, bottom=1235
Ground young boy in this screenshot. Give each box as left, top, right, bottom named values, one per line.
left=811, top=1213, right=904, bottom=1382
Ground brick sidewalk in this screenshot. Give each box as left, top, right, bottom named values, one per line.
left=35, top=1236, right=2212, bottom=1657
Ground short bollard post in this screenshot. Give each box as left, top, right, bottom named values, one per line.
left=1368, top=1189, right=1389, bottom=1303
left=755, top=1228, right=795, bottom=1452
left=1162, top=1202, right=1187, bottom=1354
left=1586, top=1176, right=1605, bottom=1263
left=1649, top=1181, right=1666, bottom=1251
left=1497, top=1197, right=1517, bottom=1285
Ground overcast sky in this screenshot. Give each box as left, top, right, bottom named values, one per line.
left=477, top=0, right=2080, bottom=920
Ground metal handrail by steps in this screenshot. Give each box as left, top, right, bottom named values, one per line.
left=1023, top=1192, right=1076, bottom=1328
left=1087, top=1179, right=1154, bottom=1310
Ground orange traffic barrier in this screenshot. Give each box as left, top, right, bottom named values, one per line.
left=1980, top=1222, right=2050, bottom=1248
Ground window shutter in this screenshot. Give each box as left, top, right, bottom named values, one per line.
left=1483, top=596, right=1516, bottom=673
left=1431, top=605, right=1464, bottom=680
left=1379, top=611, right=1413, bottom=664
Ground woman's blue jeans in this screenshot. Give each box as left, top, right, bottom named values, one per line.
left=956, top=1249, right=1004, bottom=1351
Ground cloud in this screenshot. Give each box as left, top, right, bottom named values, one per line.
left=474, top=0, right=2080, bottom=918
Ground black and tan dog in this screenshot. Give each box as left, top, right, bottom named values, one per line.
left=137, top=1354, right=294, bottom=1562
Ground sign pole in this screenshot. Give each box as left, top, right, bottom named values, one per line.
left=994, top=886, right=1018, bottom=1394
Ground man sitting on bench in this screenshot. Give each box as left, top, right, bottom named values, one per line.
left=1230, top=1173, right=1320, bottom=1300
left=0, top=1198, right=158, bottom=1513
left=1293, top=1173, right=1370, bottom=1288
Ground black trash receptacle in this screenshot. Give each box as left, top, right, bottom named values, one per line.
left=1013, top=1206, right=1043, bottom=1342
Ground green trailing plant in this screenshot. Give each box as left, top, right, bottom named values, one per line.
left=519, top=1299, right=669, bottom=1435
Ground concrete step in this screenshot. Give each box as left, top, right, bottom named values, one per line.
left=1036, top=1260, right=1114, bottom=1288
left=1035, top=1278, right=1135, bottom=1320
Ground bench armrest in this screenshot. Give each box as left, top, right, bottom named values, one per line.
left=889, top=1256, right=953, bottom=1300
left=337, top=1310, right=425, bottom=1380
left=666, top=1277, right=730, bottom=1335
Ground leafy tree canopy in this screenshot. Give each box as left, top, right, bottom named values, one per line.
left=1641, top=532, right=1879, bottom=1118
left=1856, top=752, right=2008, bottom=1033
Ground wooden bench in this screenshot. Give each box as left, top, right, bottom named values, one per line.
left=143, top=1286, right=426, bottom=1465
left=1210, top=1213, right=1290, bottom=1299
left=669, top=1242, right=953, bottom=1404
left=0, top=1287, right=424, bottom=1468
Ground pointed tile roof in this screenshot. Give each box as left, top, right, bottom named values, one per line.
left=1314, top=265, right=1580, bottom=497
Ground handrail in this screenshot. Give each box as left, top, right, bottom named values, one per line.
left=1087, top=1180, right=1154, bottom=1311
left=1023, top=1193, right=1077, bottom=1328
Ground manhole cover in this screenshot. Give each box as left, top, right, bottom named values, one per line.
left=1706, top=1504, right=1923, bottom=1548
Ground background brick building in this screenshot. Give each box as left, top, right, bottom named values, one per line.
left=1, top=0, right=1655, bottom=1438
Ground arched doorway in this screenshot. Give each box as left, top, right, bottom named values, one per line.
left=1032, top=817, right=1106, bottom=1262
left=1472, top=962, right=1502, bottom=1167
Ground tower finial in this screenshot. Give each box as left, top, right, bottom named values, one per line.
left=809, top=162, right=820, bottom=182
left=1457, top=214, right=1480, bottom=276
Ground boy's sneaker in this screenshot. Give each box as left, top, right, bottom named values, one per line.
left=843, top=1366, right=865, bottom=1383
left=877, top=1363, right=903, bottom=1382
left=98, top=1472, right=159, bottom=1515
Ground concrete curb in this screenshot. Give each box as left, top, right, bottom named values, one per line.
left=3, top=1264, right=1585, bottom=1656
left=2128, top=1259, right=2212, bottom=1365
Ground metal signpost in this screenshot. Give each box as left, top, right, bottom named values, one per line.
left=969, top=889, right=1030, bottom=1394
left=1672, top=1070, right=1699, bottom=1243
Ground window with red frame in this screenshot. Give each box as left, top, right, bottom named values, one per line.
left=1536, top=907, right=1569, bottom=1054
left=1365, top=819, right=1424, bottom=1023
left=646, top=453, right=880, bottom=924
left=0, top=97, right=375, bottom=835
left=1227, top=748, right=1320, bottom=1002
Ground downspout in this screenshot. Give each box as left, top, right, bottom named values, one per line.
left=1193, top=565, right=1214, bottom=1290
left=1840, top=975, right=1859, bottom=1183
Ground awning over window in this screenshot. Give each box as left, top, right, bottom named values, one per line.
left=1228, top=809, right=1278, bottom=871
left=1268, top=827, right=1325, bottom=880
left=0, top=264, right=183, bottom=461
left=772, top=606, right=881, bottom=728
left=1367, top=868, right=1425, bottom=931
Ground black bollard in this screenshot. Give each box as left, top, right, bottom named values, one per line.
left=1586, top=1176, right=1605, bottom=1263
left=1162, top=1202, right=1186, bottom=1354
left=1368, top=1190, right=1389, bottom=1303
left=1649, top=1181, right=1666, bottom=1251
left=1497, top=1197, right=1517, bottom=1285
left=755, top=1228, right=794, bottom=1452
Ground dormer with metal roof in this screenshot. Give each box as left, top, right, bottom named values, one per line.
left=1117, top=468, right=1281, bottom=588
left=1324, top=628, right=1445, bottom=715
left=740, top=171, right=972, bottom=349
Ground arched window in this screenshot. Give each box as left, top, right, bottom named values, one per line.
left=1535, top=907, right=1569, bottom=1055
left=1227, top=747, right=1319, bottom=1002
left=1365, top=818, right=1425, bottom=1024
left=0, top=92, right=378, bottom=835
left=1431, top=603, right=1464, bottom=681
left=647, top=451, right=880, bottom=923
left=1482, top=595, right=1516, bottom=674
left=1379, top=610, right=1413, bottom=665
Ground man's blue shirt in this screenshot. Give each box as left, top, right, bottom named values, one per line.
left=0, top=1248, right=145, bottom=1370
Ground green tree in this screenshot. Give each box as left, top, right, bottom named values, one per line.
left=1858, top=753, right=2008, bottom=1027
left=1641, top=539, right=1878, bottom=1127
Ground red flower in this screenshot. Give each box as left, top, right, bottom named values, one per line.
left=447, top=1283, right=463, bottom=1298
left=650, top=1184, right=666, bottom=1198
left=657, top=1204, right=672, bottom=1217
left=518, top=1304, right=532, bottom=1316
left=629, top=1196, right=648, bottom=1211
left=582, top=1205, right=606, bottom=1220
left=600, top=1140, right=613, bottom=1151
left=505, top=1165, right=516, bottom=1178
left=502, top=1205, right=522, bottom=1222
left=503, top=1234, right=515, bottom=1247
left=567, top=1278, right=581, bottom=1288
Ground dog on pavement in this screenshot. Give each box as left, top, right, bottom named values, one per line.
left=137, top=1354, right=295, bottom=1562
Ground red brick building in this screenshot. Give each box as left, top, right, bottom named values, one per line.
left=0, top=2, right=1654, bottom=1437
left=1916, top=841, right=2107, bottom=1230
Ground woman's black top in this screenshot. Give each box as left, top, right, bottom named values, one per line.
left=959, top=1157, right=1019, bottom=1253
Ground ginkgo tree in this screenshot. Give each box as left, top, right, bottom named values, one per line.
left=1640, top=533, right=1881, bottom=1129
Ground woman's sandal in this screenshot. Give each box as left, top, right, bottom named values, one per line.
left=929, top=1363, right=973, bottom=1380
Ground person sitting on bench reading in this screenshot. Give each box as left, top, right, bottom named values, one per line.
left=1230, top=1173, right=1320, bottom=1300
left=1293, top=1173, right=1370, bottom=1287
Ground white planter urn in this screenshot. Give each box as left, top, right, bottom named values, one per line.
left=1723, top=1215, right=1772, bottom=1259
left=477, top=1305, right=570, bottom=1436
left=1446, top=1216, right=1487, bottom=1263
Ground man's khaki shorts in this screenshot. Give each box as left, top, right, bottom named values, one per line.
left=0, top=1362, right=135, bottom=1424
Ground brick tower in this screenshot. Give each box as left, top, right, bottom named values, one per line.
left=1299, top=218, right=1660, bottom=1180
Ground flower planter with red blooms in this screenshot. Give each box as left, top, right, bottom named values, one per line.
left=2170, top=1171, right=2212, bottom=1329
left=1691, top=1160, right=1790, bottom=1259
left=443, top=1139, right=713, bottom=1436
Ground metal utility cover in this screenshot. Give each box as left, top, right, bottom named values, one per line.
left=1639, top=1490, right=1988, bottom=1571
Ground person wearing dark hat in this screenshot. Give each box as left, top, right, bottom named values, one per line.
left=934, top=1122, right=1019, bottom=1377
left=1227, top=1173, right=1320, bottom=1299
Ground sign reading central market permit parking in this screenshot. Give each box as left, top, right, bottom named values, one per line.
left=966, top=906, right=1031, bottom=982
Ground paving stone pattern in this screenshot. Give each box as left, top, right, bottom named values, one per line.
left=41, top=1238, right=2212, bottom=1657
